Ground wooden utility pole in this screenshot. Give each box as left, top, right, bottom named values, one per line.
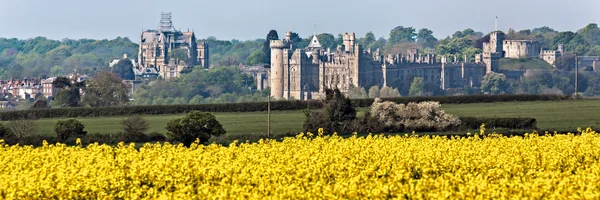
left=267, top=87, right=271, bottom=138
left=575, top=52, right=579, bottom=97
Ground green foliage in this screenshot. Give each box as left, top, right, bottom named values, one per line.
left=82, top=71, right=128, bottom=107
left=368, top=86, right=380, bottom=98
left=168, top=48, right=189, bottom=65
left=315, top=33, right=340, bottom=50
left=388, top=26, right=417, bottom=44
left=30, top=99, right=49, bottom=109
left=0, top=123, right=9, bottom=138
left=481, top=72, right=509, bottom=95
left=52, top=77, right=72, bottom=89
left=132, top=66, right=258, bottom=105
left=121, top=115, right=149, bottom=140
left=325, top=89, right=356, bottom=123
left=303, top=89, right=357, bottom=134
left=0, top=37, right=136, bottom=79
left=260, top=30, right=279, bottom=64
left=52, top=88, right=81, bottom=108
left=54, top=119, right=86, bottom=141
left=245, top=50, right=264, bottom=65
left=409, top=77, right=425, bottom=96
left=165, top=111, right=226, bottom=146
left=347, top=86, right=368, bottom=99
left=111, top=59, right=135, bottom=80
left=417, top=28, right=438, bottom=48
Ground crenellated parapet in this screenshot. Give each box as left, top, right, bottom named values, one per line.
left=270, top=40, right=290, bottom=49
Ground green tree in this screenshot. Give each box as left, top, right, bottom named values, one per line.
left=82, top=71, right=129, bottom=107
left=169, top=48, right=189, bottom=65
left=317, top=33, right=337, bottom=50
left=111, top=59, right=135, bottom=80
left=551, top=31, right=576, bottom=48
left=360, top=32, right=376, bottom=49
left=52, top=88, right=80, bottom=108
left=409, top=77, right=425, bottom=96
left=388, top=26, right=417, bottom=44
left=532, top=26, right=557, bottom=34
left=166, top=111, right=226, bottom=146
left=481, top=72, right=509, bottom=95
left=245, top=50, right=264, bottom=65
left=368, top=86, right=380, bottom=98
left=52, top=76, right=72, bottom=89
left=417, top=28, right=438, bottom=48
left=54, top=119, right=86, bottom=141
left=347, top=86, right=368, bottom=99
left=122, top=115, right=149, bottom=140
left=261, top=30, right=279, bottom=64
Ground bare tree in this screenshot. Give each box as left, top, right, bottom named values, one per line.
left=6, top=115, right=38, bottom=139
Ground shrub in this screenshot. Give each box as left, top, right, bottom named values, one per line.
left=370, top=99, right=461, bottom=132
left=0, top=123, right=9, bottom=138
left=54, top=119, right=87, bottom=141
left=121, top=115, right=149, bottom=140
left=303, top=89, right=357, bottom=134
left=6, top=116, right=38, bottom=139
left=166, top=111, right=226, bottom=146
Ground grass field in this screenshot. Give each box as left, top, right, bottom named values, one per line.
left=29, top=99, right=600, bottom=136
left=499, top=58, right=554, bottom=70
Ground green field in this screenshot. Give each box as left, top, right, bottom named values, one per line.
left=28, top=99, right=600, bottom=136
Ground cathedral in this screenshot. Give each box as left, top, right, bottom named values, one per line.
left=138, top=12, right=209, bottom=79
left=270, top=31, right=504, bottom=100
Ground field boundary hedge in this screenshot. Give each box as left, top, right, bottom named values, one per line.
left=0, top=94, right=570, bottom=120
left=458, top=117, right=537, bottom=130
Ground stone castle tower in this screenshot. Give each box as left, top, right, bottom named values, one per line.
left=138, top=12, right=209, bottom=79
left=481, top=31, right=504, bottom=73
left=269, top=32, right=291, bottom=99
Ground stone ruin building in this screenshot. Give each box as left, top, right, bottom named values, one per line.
left=269, top=31, right=508, bottom=100
left=138, top=12, right=209, bottom=79
left=499, top=37, right=564, bottom=66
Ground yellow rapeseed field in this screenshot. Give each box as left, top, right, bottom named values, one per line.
left=1, top=128, right=600, bottom=199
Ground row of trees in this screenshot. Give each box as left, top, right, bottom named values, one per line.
left=0, top=111, right=225, bottom=147
left=479, top=70, right=600, bottom=96
left=51, top=71, right=129, bottom=108
left=131, top=66, right=264, bottom=105
left=0, top=37, right=136, bottom=79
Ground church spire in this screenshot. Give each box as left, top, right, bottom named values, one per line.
left=307, top=23, right=321, bottom=49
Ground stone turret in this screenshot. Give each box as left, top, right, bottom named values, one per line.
left=270, top=40, right=291, bottom=100
left=342, top=32, right=356, bottom=52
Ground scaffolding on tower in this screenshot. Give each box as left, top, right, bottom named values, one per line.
left=158, top=12, right=176, bottom=32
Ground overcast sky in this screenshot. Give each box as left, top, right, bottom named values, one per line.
left=0, top=0, right=599, bottom=42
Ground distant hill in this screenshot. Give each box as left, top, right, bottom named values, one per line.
left=499, top=58, right=554, bottom=71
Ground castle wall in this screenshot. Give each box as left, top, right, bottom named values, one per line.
left=503, top=40, right=540, bottom=58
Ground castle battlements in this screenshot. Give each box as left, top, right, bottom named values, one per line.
left=268, top=29, right=501, bottom=100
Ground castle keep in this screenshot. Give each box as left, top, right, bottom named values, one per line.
left=270, top=31, right=506, bottom=100
left=138, top=12, right=209, bottom=79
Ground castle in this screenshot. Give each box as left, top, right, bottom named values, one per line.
left=138, top=12, right=209, bottom=79
left=269, top=31, right=508, bottom=100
